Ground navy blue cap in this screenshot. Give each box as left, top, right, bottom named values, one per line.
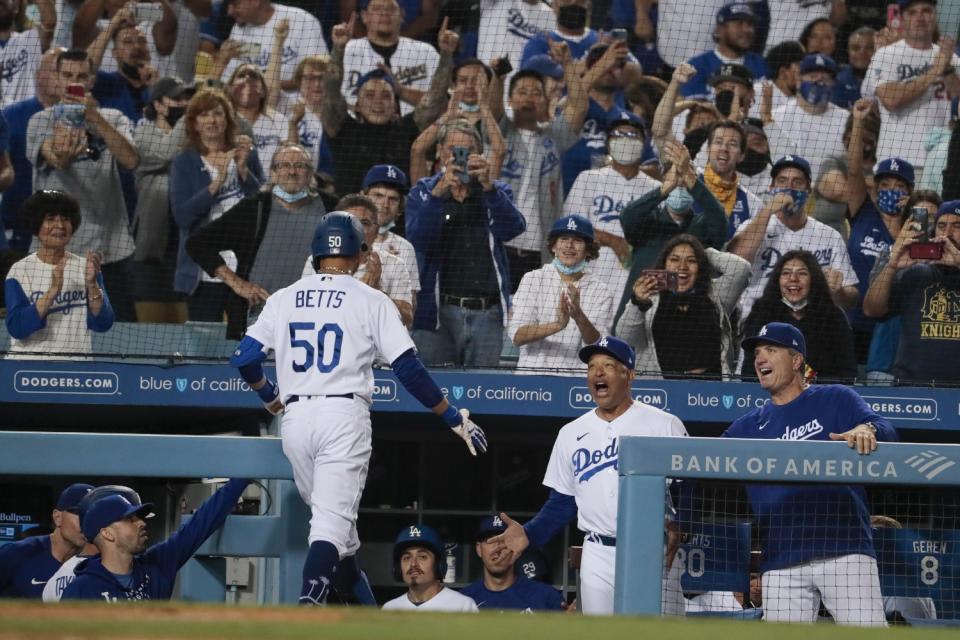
left=521, top=54, right=563, bottom=80
left=799, top=53, right=837, bottom=76
left=771, top=155, right=812, bottom=183
left=741, top=322, right=807, bottom=357
left=708, top=62, right=754, bottom=88
left=476, top=515, right=508, bottom=541
left=81, top=495, right=155, bottom=541
left=936, top=199, right=960, bottom=222
left=716, top=2, right=755, bottom=24
left=873, top=157, right=915, bottom=189
left=354, top=68, right=398, bottom=94
left=362, top=164, right=409, bottom=193
left=548, top=215, right=594, bottom=242
left=607, top=110, right=646, bottom=136
left=579, top=336, right=636, bottom=369
left=56, top=483, right=94, bottom=512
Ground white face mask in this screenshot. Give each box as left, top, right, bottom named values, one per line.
left=608, top=137, right=645, bottom=165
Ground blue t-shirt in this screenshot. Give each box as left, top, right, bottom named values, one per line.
left=93, top=71, right=149, bottom=124
left=0, top=535, right=62, bottom=598
left=0, top=97, right=41, bottom=251
left=832, top=64, right=863, bottom=109
left=847, top=200, right=894, bottom=331
left=460, top=575, right=564, bottom=611
left=681, top=50, right=768, bottom=100
left=520, top=29, right=601, bottom=68
left=722, top=385, right=897, bottom=572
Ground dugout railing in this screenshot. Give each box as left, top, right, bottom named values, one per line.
left=616, top=437, right=960, bottom=618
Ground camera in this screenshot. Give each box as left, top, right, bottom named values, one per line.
left=641, top=269, right=679, bottom=293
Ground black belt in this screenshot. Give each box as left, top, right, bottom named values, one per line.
left=286, top=393, right=354, bottom=405
left=586, top=532, right=616, bottom=547
left=440, top=293, right=500, bottom=311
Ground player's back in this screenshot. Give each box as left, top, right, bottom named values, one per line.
left=247, top=273, right=414, bottom=404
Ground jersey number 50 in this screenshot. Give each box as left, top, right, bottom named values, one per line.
left=288, top=322, right=343, bottom=373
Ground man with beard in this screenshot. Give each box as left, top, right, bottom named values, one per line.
left=460, top=515, right=564, bottom=611
left=0, top=483, right=92, bottom=598
left=382, top=524, right=479, bottom=611
left=88, top=6, right=156, bottom=123
left=61, top=479, right=249, bottom=601
left=72, top=0, right=177, bottom=75
left=681, top=3, right=767, bottom=101
left=0, top=0, right=55, bottom=106
left=864, top=200, right=960, bottom=385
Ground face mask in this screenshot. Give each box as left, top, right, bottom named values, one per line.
left=458, top=101, right=480, bottom=113
left=738, top=149, right=770, bottom=177
left=781, top=297, right=808, bottom=312
left=272, top=185, right=310, bottom=203
left=665, top=187, right=694, bottom=213
left=877, top=189, right=907, bottom=215
left=556, top=4, right=588, bottom=30
left=715, top=90, right=735, bottom=117
left=798, top=80, right=831, bottom=107
left=771, top=188, right=809, bottom=216
left=166, top=106, right=186, bottom=126
left=608, top=137, right=645, bottom=165
left=552, top=257, right=586, bottom=275
left=683, top=126, right=709, bottom=157
left=378, top=220, right=395, bottom=234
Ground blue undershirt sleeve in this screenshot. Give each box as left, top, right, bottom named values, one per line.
left=391, top=348, right=444, bottom=409
left=523, top=489, right=578, bottom=550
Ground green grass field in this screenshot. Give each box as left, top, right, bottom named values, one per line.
left=0, top=602, right=957, bottom=640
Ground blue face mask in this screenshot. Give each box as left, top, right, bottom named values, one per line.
left=272, top=185, right=310, bottom=203
left=772, top=188, right=809, bottom=215
left=378, top=220, right=396, bottom=234
left=459, top=101, right=480, bottom=113
left=798, top=80, right=832, bottom=107
left=665, top=187, right=694, bottom=213
left=552, top=257, right=586, bottom=275
left=877, top=189, right=907, bottom=215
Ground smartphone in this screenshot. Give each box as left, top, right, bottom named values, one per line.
left=133, top=2, right=164, bottom=24
left=909, top=242, right=944, bottom=260
left=53, top=103, right=86, bottom=128
left=911, top=207, right=930, bottom=241
left=66, top=83, right=85, bottom=99
left=887, top=4, right=901, bottom=30
left=491, top=56, right=513, bottom=78
left=451, top=145, right=471, bottom=184
left=610, top=28, right=628, bottom=42
left=641, top=269, right=679, bottom=293
left=237, top=42, right=262, bottom=59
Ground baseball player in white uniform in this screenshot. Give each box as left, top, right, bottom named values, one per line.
left=492, top=336, right=687, bottom=615
left=230, top=211, right=487, bottom=606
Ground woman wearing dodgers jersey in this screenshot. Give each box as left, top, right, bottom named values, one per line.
left=724, top=322, right=897, bottom=625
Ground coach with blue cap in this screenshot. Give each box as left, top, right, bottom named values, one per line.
left=0, top=483, right=92, bottom=598
left=509, top=215, right=615, bottom=375
left=725, top=321, right=897, bottom=624
left=490, top=334, right=689, bottom=615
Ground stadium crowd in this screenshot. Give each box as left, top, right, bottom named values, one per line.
left=0, top=0, right=957, bottom=387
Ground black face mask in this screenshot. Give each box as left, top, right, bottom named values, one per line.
left=166, top=106, right=186, bottom=126
left=738, top=149, right=770, bottom=176
left=556, top=4, right=588, bottom=30
left=715, top=90, right=735, bottom=118
left=120, top=62, right=142, bottom=81
left=683, top=126, right=709, bottom=158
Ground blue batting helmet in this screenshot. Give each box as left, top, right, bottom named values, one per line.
left=311, top=211, right=368, bottom=259
left=393, top=524, right=447, bottom=581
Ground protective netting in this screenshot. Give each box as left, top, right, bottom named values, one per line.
left=0, top=0, right=957, bottom=385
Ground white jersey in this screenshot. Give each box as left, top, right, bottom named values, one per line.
left=340, top=37, right=439, bottom=117
left=373, top=231, right=421, bottom=293
left=861, top=40, right=960, bottom=167
left=250, top=109, right=290, bottom=174
left=508, top=265, right=613, bottom=375
left=5, top=253, right=99, bottom=358
left=382, top=586, right=479, bottom=612
left=300, top=249, right=412, bottom=305
left=222, top=5, right=328, bottom=89
left=749, top=81, right=792, bottom=120
left=765, top=1, right=831, bottom=54
left=0, top=28, right=42, bottom=106
left=295, top=109, right=326, bottom=170
left=543, top=401, right=688, bottom=537
left=245, top=273, right=414, bottom=404
left=42, top=554, right=86, bottom=602
left=657, top=0, right=726, bottom=67
left=767, top=100, right=848, bottom=182
left=477, top=0, right=555, bottom=95
left=564, top=166, right=661, bottom=300
left=735, top=214, right=858, bottom=319
left=155, top=0, right=201, bottom=82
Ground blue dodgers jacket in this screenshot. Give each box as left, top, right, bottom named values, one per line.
left=405, top=174, right=526, bottom=331
left=61, top=479, right=249, bottom=602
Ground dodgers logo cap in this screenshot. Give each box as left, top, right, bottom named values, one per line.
left=476, top=514, right=508, bottom=541
left=716, top=3, right=755, bottom=24
left=81, top=495, right=155, bottom=541
left=362, top=164, right=409, bottom=193
left=771, top=155, right=812, bottom=183
left=799, top=53, right=837, bottom=76
left=56, top=483, right=94, bottom=513
left=741, top=322, right=807, bottom=357
left=935, top=199, right=960, bottom=222
left=579, top=335, right=636, bottom=369
left=548, top=215, right=594, bottom=242
left=873, top=157, right=915, bottom=189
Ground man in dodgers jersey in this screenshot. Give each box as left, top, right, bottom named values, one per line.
left=724, top=322, right=897, bottom=625
left=492, top=336, right=687, bottom=615
left=230, top=211, right=487, bottom=606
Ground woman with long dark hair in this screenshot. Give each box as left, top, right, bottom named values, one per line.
left=741, top=249, right=857, bottom=382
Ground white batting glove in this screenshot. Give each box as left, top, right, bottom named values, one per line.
left=451, top=408, right=488, bottom=456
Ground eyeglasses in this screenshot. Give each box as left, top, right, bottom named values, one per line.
left=274, top=161, right=311, bottom=171
left=358, top=219, right=376, bottom=227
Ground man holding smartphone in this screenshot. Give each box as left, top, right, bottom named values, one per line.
left=864, top=200, right=960, bottom=384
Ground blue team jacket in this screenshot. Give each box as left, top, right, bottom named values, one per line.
left=460, top=575, right=564, bottom=611
left=723, top=385, right=897, bottom=573
left=61, top=479, right=249, bottom=601
left=0, top=534, right=62, bottom=598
